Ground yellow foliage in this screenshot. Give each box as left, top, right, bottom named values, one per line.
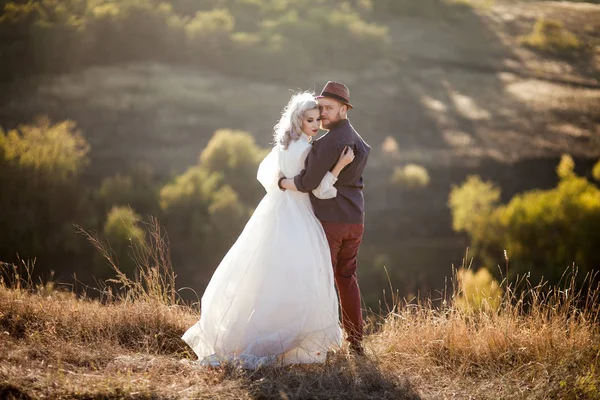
left=557, top=153, right=575, bottom=179
left=390, top=164, right=430, bottom=189
left=159, top=167, right=221, bottom=212
left=520, top=18, right=583, bottom=56
left=453, top=156, right=600, bottom=284
left=575, top=364, right=600, bottom=399
left=448, top=175, right=500, bottom=234
left=104, top=206, right=145, bottom=247
left=0, top=117, right=89, bottom=181
left=199, top=129, right=268, bottom=205
left=185, top=9, right=235, bottom=39
left=455, top=268, right=503, bottom=312
left=102, top=206, right=146, bottom=276
left=592, top=159, right=600, bottom=182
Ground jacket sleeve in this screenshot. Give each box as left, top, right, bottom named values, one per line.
left=293, top=137, right=345, bottom=193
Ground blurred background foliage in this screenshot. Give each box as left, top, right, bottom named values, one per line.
left=0, top=0, right=599, bottom=307
left=0, top=0, right=390, bottom=82
left=450, top=155, right=600, bottom=286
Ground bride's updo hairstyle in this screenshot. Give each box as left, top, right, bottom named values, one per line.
left=274, top=91, right=318, bottom=150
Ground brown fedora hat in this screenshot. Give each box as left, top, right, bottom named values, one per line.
left=315, top=81, right=353, bottom=109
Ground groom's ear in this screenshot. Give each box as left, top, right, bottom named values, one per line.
left=341, top=104, right=348, bottom=116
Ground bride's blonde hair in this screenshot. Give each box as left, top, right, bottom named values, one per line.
left=274, top=92, right=318, bottom=150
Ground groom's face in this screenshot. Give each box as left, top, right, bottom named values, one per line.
left=318, top=97, right=347, bottom=130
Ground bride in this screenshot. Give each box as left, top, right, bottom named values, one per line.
left=182, top=92, right=355, bottom=368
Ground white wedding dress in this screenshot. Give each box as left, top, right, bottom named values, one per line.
left=182, top=133, right=343, bottom=368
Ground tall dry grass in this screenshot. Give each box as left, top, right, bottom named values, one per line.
left=370, top=254, right=600, bottom=399
left=1, top=225, right=599, bottom=399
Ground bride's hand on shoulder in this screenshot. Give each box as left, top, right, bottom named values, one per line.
left=329, top=146, right=354, bottom=178
left=337, top=146, right=355, bottom=167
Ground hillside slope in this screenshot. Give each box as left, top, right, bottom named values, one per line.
left=0, top=1, right=598, bottom=178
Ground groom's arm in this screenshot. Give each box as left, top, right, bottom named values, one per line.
left=282, top=138, right=345, bottom=193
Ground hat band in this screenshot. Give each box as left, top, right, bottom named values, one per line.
left=320, top=91, right=350, bottom=105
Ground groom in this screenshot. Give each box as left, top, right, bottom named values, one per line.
left=279, top=81, right=371, bottom=355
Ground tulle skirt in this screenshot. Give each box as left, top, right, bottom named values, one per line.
left=182, top=190, right=342, bottom=368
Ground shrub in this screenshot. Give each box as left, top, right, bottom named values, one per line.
left=98, top=163, right=160, bottom=216
left=454, top=267, right=502, bottom=312
left=450, top=158, right=600, bottom=285
left=592, top=159, right=600, bottom=182
left=0, top=118, right=91, bottom=263
left=448, top=175, right=501, bottom=245
left=102, top=206, right=146, bottom=278
left=381, top=136, right=400, bottom=161
left=159, top=165, right=248, bottom=281
left=198, top=129, right=268, bottom=206
left=390, top=164, right=430, bottom=189
left=1, top=0, right=390, bottom=81
left=0, top=117, right=89, bottom=181
left=520, top=18, right=583, bottom=57
left=185, top=8, right=235, bottom=65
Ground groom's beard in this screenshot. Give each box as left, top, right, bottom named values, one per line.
left=321, top=118, right=343, bottom=131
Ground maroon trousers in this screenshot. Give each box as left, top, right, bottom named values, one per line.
left=321, top=222, right=364, bottom=344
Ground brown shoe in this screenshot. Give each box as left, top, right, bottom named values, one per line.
left=349, top=342, right=365, bottom=357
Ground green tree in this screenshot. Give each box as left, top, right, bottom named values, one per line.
left=449, top=157, right=600, bottom=285
left=198, top=129, right=267, bottom=207
left=98, top=162, right=160, bottom=216
left=448, top=175, right=501, bottom=246
left=102, top=206, right=146, bottom=278
left=158, top=129, right=269, bottom=284
left=0, top=0, right=390, bottom=80
left=159, top=165, right=248, bottom=282
left=0, top=118, right=91, bottom=267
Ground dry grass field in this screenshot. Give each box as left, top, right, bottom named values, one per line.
left=1, top=235, right=598, bottom=399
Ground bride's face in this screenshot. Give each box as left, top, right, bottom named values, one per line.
left=301, top=108, right=321, bottom=137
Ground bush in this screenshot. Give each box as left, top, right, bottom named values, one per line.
left=98, top=163, right=160, bottom=216
left=0, top=0, right=390, bottom=81
left=592, top=159, right=600, bottom=182
left=448, top=175, right=500, bottom=245
left=454, top=268, right=502, bottom=312
left=198, top=129, right=268, bottom=207
left=0, top=118, right=91, bottom=267
left=520, top=18, right=583, bottom=58
left=85, top=1, right=185, bottom=64
left=381, top=136, right=400, bottom=162
left=450, top=156, right=600, bottom=285
left=0, top=117, right=89, bottom=181
left=102, top=206, right=146, bottom=278
left=159, top=165, right=248, bottom=280
left=390, top=164, right=430, bottom=189
left=158, top=128, right=270, bottom=282
left=184, top=8, right=235, bottom=66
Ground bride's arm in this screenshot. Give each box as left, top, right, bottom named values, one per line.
left=280, top=176, right=299, bottom=191
left=330, top=146, right=354, bottom=178
left=312, top=146, right=355, bottom=199
left=281, top=146, right=355, bottom=194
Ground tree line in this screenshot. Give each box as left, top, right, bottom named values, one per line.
left=2, top=118, right=599, bottom=303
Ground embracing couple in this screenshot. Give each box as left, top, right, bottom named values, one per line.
left=182, top=81, right=371, bottom=368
